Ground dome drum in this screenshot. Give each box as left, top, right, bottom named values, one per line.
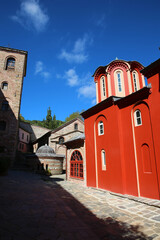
left=27, top=144, right=64, bottom=175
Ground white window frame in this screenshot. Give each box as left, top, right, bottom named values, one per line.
left=98, top=121, right=104, bottom=135
left=132, top=71, right=140, bottom=92
left=114, top=69, right=125, bottom=97
left=134, top=109, right=142, bottom=127
left=117, top=72, right=122, bottom=92
left=101, top=149, right=106, bottom=170
left=100, top=76, right=106, bottom=101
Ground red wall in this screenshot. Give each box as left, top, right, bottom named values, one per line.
left=147, top=73, right=160, bottom=196
left=84, top=91, right=160, bottom=199
left=85, top=105, right=124, bottom=194
left=85, top=60, right=160, bottom=200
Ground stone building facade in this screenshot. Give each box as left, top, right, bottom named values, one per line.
left=18, top=123, right=31, bottom=153
left=49, top=118, right=84, bottom=169
left=0, top=46, right=27, bottom=162
left=64, top=133, right=86, bottom=185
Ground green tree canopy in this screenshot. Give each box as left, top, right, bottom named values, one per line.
left=19, top=107, right=64, bottom=130
left=65, top=111, right=83, bottom=123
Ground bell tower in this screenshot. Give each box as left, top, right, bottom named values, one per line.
left=0, top=46, right=28, bottom=162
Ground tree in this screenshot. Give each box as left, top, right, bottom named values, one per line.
left=45, top=107, right=52, bottom=129
left=52, top=114, right=57, bottom=129
left=65, top=111, right=83, bottom=123
left=19, top=107, right=64, bottom=130
left=19, top=114, right=25, bottom=122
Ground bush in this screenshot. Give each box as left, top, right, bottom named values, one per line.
left=45, top=169, right=52, bottom=176
left=0, top=157, right=11, bottom=174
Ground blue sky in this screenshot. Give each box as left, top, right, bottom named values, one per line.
left=0, top=0, right=160, bottom=121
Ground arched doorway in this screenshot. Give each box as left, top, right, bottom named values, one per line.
left=70, top=150, right=83, bottom=179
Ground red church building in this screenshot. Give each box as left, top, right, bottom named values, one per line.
left=81, top=59, right=160, bottom=200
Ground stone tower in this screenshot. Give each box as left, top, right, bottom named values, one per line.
left=0, top=46, right=28, bottom=163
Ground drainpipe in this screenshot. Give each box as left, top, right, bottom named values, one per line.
left=65, top=146, right=67, bottom=180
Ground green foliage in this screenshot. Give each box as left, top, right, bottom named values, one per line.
left=0, top=157, right=11, bottom=174
left=19, top=114, right=25, bottom=122
left=20, top=107, right=64, bottom=130
left=19, top=108, right=84, bottom=130
left=45, top=168, right=52, bottom=176
left=65, top=111, right=83, bottom=122
left=45, top=107, right=52, bottom=129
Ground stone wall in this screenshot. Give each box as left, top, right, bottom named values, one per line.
left=49, top=118, right=84, bottom=170
left=0, top=47, right=27, bottom=162
left=66, top=141, right=86, bottom=186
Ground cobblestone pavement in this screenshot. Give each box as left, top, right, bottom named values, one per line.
left=0, top=170, right=160, bottom=240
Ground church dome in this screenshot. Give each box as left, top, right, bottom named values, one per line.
left=36, top=144, right=55, bottom=154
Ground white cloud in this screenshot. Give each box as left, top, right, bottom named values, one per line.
left=64, top=69, right=79, bottom=87
left=58, top=35, right=92, bottom=64
left=35, top=61, right=50, bottom=80
left=57, top=68, right=96, bottom=103
left=59, top=50, right=87, bottom=64
left=96, top=14, right=106, bottom=28
left=92, top=98, right=97, bottom=105
left=73, top=37, right=87, bottom=53
left=11, top=0, right=49, bottom=32
left=35, top=61, right=43, bottom=74
left=78, top=82, right=96, bottom=99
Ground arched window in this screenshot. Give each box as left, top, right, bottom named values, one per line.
left=1, top=82, right=8, bottom=90
left=101, top=149, right=106, bottom=170
left=74, top=123, right=78, bottom=130
left=1, top=101, right=9, bottom=111
left=6, top=57, right=15, bottom=70
left=59, top=137, right=64, bottom=144
left=70, top=150, right=83, bottom=179
left=132, top=71, right=139, bottom=92
left=134, top=110, right=142, bottom=126
left=117, top=72, right=122, bottom=92
left=98, top=121, right=104, bottom=135
left=100, top=75, right=106, bottom=100
left=114, top=70, right=125, bottom=97
left=0, top=121, right=6, bottom=131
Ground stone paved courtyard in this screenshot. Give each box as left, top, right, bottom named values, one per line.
left=0, top=170, right=160, bottom=240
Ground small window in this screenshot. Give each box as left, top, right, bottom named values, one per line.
left=98, top=121, right=104, bottom=135
left=74, top=123, right=78, bottom=130
left=117, top=72, right=122, bottom=92
left=22, top=133, right=24, bottom=139
left=6, top=58, right=15, bottom=70
left=59, top=137, right=64, bottom=144
left=27, top=135, right=29, bottom=142
left=100, top=76, right=106, bottom=99
left=1, top=101, right=9, bottom=111
left=0, top=121, right=6, bottom=131
left=101, top=150, right=106, bottom=170
left=2, top=82, right=8, bottom=90
left=133, top=72, right=138, bottom=91
left=134, top=110, right=142, bottom=126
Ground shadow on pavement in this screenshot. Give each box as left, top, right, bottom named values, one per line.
left=0, top=171, right=149, bottom=240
